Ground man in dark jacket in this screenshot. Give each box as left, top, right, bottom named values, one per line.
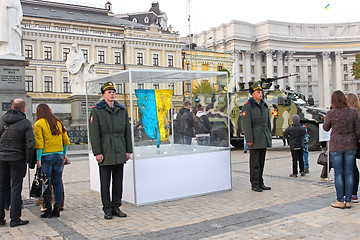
left=89, top=82, right=133, bottom=220
left=0, top=98, right=35, bottom=227
left=283, top=115, right=306, bottom=177
left=241, top=83, right=272, bottom=192
left=177, top=101, right=194, bottom=145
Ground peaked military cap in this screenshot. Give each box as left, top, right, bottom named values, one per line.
left=101, top=81, right=116, bottom=94
left=249, top=82, right=263, bottom=95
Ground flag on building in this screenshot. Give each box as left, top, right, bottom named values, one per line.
left=325, top=3, right=330, bottom=10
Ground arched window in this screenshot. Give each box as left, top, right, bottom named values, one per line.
left=132, top=18, right=138, bottom=23
left=144, top=17, right=149, bottom=23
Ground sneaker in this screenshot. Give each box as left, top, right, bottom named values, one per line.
left=304, top=168, right=309, bottom=174
left=352, top=195, right=359, bottom=203
left=289, top=173, right=297, bottom=177
left=345, top=202, right=351, bottom=208
left=300, top=172, right=305, bottom=176
left=331, top=201, right=345, bottom=209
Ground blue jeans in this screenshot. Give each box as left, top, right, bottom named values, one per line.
left=330, top=150, right=356, bottom=203
left=41, top=154, right=64, bottom=208
left=244, top=137, right=248, bottom=152
left=303, top=151, right=309, bottom=169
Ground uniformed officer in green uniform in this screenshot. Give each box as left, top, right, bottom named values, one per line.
left=241, top=82, right=272, bottom=192
left=89, top=82, right=133, bottom=219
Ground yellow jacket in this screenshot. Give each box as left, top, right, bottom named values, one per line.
left=34, top=118, right=70, bottom=153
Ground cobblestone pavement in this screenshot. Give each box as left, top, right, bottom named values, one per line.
left=1, top=140, right=359, bottom=239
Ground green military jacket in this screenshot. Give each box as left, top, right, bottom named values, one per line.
left=241, top=97, right=272, bottom=149
left=89, top=99, right=133, bottom=166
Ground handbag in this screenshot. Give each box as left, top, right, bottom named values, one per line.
left=317, top=152, right=327, bottom=166
left=356, top=141, right=360, bottom=159
left=30, top=168, right=42, bottom=198
left=41, top=171, right=51, bottom=198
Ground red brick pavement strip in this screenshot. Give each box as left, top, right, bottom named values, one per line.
left=1, top=144, right=359, bottom=239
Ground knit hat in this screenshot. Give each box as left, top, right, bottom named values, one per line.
left=249, top=82, right=263, bottom=95
left=101, top=82, right=116, bottom=94
left=292, top=114, right=300, bottom=124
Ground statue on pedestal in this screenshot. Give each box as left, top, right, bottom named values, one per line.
left=0, top=0, right=23, bottom=57
left=84, top=61, right=99, bottom=95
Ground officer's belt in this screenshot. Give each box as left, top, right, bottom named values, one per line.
left=102, top=133, right=124, bottom=137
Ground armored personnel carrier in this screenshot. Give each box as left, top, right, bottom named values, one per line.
left=195, top=75, right=327, bottom=151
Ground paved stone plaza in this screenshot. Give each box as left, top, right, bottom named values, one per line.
left=1, top=140, right=359, bottom=239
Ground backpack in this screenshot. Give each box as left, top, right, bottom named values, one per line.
left=193, top=116, right=209, bottom=134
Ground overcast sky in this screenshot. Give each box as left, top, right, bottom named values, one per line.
left=52, top=0, right=360, bottom=36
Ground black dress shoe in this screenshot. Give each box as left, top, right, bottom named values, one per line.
left=10, top=219, right=29, bottom=228
left=251, top=186, right=263, bottom=192
left=104, top=212, right=113, bottom=220
left=112, top=208, right=127, bottom=218
left=0, top=219, right=5, bottom=225
left=260, top=184, right=271, bottom=190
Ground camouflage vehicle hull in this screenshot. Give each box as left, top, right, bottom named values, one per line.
left=195, top=89, right=326, bottom=151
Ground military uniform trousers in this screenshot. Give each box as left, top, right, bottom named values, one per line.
left=0, top=161, right=26, bottom=223
left=99, top=164, right=124, bottom=214
left=249, top=148, right=267, bottom=187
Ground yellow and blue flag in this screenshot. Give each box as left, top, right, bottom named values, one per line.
left=325, top=3, right=330, bottom=10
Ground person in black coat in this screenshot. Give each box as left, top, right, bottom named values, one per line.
left=0, top=99, right=35, bottom=227
left=283, top=115, right=306, bottom=177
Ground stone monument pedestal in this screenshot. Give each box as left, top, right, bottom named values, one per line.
left=0, top=58, right=31, bottom=119
left=67, top=94, right=100, bottom=128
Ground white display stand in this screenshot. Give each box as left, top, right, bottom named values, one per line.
left=89, top=145, right=231, bottom=205
left=86, top=69, right=231, bottom=205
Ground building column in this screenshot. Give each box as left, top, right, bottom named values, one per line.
left=91, top=44, right=96, bottom=63
left=55, top=67, right=61, bottom=92
left=233, top=51, right=240, bottom=91
left=287, top=51, right=295, bottom=90
left=36, top=39, right=41, bottom=59
left=334, top=51, right=343, bottom=91
left=276, top=51, right=284, bottom=89
left=55, top=41, right=60, bottom=61
left=322, top=52, right=331, bottom=108
left=107, top=45, right=112, bottom=64
left=244, top=51, right=251, bottom=83
left=36, top=66, right=42, bottom=92
left=255, top=52, right=262, bottom=81
left=265, top=50, right=273, bottom=78
left=317, top=54, right=324, bottom=107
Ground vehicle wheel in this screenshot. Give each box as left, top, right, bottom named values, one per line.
left=304, top=123, right=320, bottom=151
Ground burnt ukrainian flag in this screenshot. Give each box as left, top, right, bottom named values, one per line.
left=325, top=3, right=330, bottom=10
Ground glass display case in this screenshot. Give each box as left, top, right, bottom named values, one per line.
left=86, top=69, right=231, bottom=205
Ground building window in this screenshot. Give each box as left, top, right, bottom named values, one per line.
left=44, top=46, right=52, bottom=60
left=24, top=45, right=33, bottom=59
left=25, top=76, right=33, bottom=92
left=185, top=63, right=190, bottom=70
left=116, top=83, right=122, bottom=94
left=63, top=77, right=70, bottom=93
left=262, top=66, right=266, bottom=74
left=273, top=66, right=277, bottom=73
left=153, top=54, right=159, bottom=66
left=239, top=53, right=243, bottom=61
left=137, top=52, right=143, bottom=65
left=307, top=59, right=311, bottom=61
left=297, top=86, right=301, bottom=92
left=295, top=59, right=300, bottom=62
left=114, top=52, right=121, bottom=64
left=153, top=83, right=159, bottom=89
left=98, top=50, right=105, bottom=63
left=251, top=66, right=255, bottom=74
left=239, top=65, right=243, bottom=73
left=168, top=83, right=174, bottom=89
left=217, top=66, right=223, bottom=71
left=296, top=66, right=300, bottom=72
left=284, top=66, right=288, bottom=73
left=308, top=75, right=312, bottom=82
left=344, top=84, right=349, bottom=91
left=250, top=54, right=254, bottom=61
left=344, top=64, right=348, bottom=71
left=307, top=66, right=312, bottom=73
left=344, top=74, right=349, bottom=80
left=167, top=55, right=174, bottom=67
left=132, top=18, right=138, bottom=23
left=185, top=82, right=191, bottom=92
left=308, top=86, right=312, bottom=92
left=63, top=48, right=70, bottom=62
left=44, top=76, right=53, bottom=92
left=357, top=83, right=360, bottom=90
left=144, top=17, right=149, bottom=23
left=261, top=55, right=265, bottom=63
left=82, top=49, right=88, bottom=62
left=138, top=83, right=144, bottom=89
left=296, top=76, right=300, bottom=82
